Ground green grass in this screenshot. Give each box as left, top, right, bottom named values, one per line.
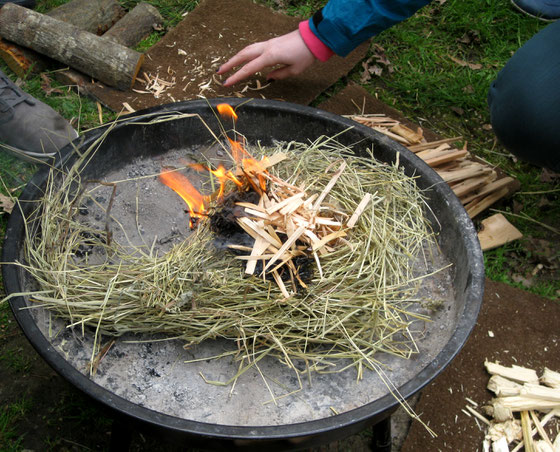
left=0, top=399, right=31, bottom=451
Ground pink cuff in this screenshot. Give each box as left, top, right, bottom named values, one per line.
left=298, top=20, right=334, bottom=62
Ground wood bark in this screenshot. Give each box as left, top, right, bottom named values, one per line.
left=0, top=4, right=144, bottom=90
left=103, top=2, right=163, bottom=47
left=47, top=0, right=124, bottom=35
left=0, top=0, right=123, bottom=77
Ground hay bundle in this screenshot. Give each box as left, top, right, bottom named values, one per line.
left=14, top=116, right=441, bottom=379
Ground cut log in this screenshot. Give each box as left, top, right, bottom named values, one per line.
left=0, top=39, right=47, bottom=77
left=0, top=0, right=123, bottom=77
left=56, top=3, right=163, bottom=91
left=103, top=2, right=163, bottom=47
left=47, top=0, right=124, bottom=34
left=0, top=4, right=143, bottom=90
left=478, top=213, right=523, bottom=251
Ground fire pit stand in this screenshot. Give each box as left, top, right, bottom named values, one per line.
left=2, top=99, right=484, bottom=450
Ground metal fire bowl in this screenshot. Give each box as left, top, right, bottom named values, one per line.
left=2, top=99, right=484, bottom=449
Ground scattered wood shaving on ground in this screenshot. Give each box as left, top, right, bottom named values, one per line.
left=135, top=71, right=176, bottom=99
left=0, top=193, right=14, bottom=214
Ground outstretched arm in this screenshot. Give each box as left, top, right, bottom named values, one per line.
left=217, top=0, right=432, bottom=86
left=216, top=30, right=315, bottom=87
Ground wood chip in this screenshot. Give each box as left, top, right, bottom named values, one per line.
left=347, top=193, right=372, bottom=228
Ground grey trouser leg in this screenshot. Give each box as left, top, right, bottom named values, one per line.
left=488, top=20, right=560, bottom=171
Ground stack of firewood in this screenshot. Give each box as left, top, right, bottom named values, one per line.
left=465, top=361, right=560, bottom=452
left=0, top=0, right=163, bottom=90
left=349, top=114, right=517, bottom=219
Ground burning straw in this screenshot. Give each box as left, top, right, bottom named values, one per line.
left=6, top=109, right=444, bottom=388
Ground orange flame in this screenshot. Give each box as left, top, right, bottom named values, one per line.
left=159, top=104, right=271, bottom=228
left=208, top=164, right=243, bottom=198
left=228, top=137, right=253, bottom=166
left=217, top=103, right=238, bottom=121
left=159, top=170, right=207, bottom=228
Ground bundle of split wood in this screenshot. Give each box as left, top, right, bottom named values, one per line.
left=349, top=114, right=517, bottom=219
left=230, top=156, right=367, bottom=298
left=467, top=361, right=560, bottom=452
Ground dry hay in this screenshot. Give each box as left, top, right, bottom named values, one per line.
left=7, top=112, right=445, bottom=384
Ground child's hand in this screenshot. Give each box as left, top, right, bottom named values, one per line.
left=217, top=30, right=315, bottom=86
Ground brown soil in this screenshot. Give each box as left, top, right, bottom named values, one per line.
left=401, top=279, right=560, bottom=451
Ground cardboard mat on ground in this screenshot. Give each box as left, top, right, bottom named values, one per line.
left=73, top=0, right=367, bottom=112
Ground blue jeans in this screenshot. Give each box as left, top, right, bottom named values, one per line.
left=488, top=20, right=560, bottom=171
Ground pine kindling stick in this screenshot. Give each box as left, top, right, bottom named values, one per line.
left=389, top=123, right=424, bottom=144
left=237, top=217, right=282, bottom=248
left=311, top=230, right=347, bottom=253
left=263, top=225, right=306, bottom=273
left=347, top=193, right=372, bottom=228
left=424, top=149, right=469, bottom=168
left=265, top=192, right=306, bottom=215
left=245, top=235, right=271, bottom=275
left=542, top=368, right=560, bottom=389
left=461, top=177, right=515, bottom=205
left=271, top=270, right=290, bottom=299
left=488, top=375, right=523, bottom=397
left=495, top=395, right=560, bottom=412
left=511, top=409, right=560, bottom=452
left=373, top=127, right=410, bottom=144
left=521, top=384, right=560, bottom=403
left=416, top=143, right=452, bottom=159
left=439, top=165, right=493, bottom=184
left=485, top=361, right=540, bottom=385
left=408, top=137, right=463, bottom=152
left=313, top=161, right=347, bottom=210
left=529, top=410, right=555, bottom=450
left=451, top=175, right=493, bottom=199
left=466, top=186, right=510, bottom=218
left=521, top=411, right=535, bottom=452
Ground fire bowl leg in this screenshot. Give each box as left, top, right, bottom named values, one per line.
left=110, top=416, right=133, bottom=452
left=371, top=416, right=392, bottom=452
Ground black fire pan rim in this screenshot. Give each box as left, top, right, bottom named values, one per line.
left=2, top=98, right=484, bottom=443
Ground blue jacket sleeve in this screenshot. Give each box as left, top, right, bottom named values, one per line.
left=309, top=0, right=432, bottom=56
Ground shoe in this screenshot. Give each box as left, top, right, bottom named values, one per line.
left=0, top=70, right=78, bottom=162
left=511, top=0, right=560, bottom=21
left=0, top=1, right=36, bottom=7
